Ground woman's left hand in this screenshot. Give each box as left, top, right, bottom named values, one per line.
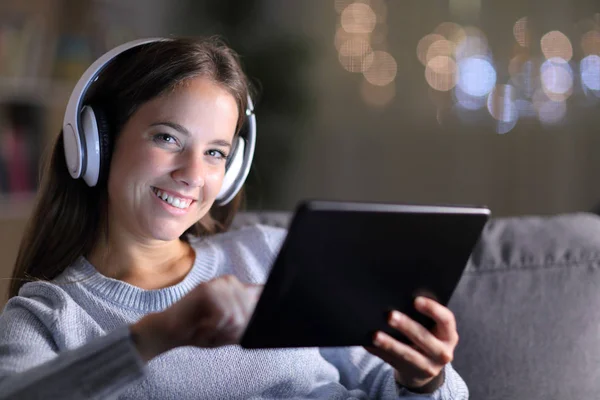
left=365, top=296, right=459, bottom=393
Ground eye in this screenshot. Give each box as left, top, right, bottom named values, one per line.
left=206, top=149, right=228, bottom=160
left=153, top=133, right=179, bottom=146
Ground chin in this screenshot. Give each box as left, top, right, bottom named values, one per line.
left=145, top=221, right=192, bottom=242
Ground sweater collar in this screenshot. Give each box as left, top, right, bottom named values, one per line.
left=61, top=240, right=219, bottom=312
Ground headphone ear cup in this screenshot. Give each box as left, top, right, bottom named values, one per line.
left=80, top=105, right=110, bottom=187
left=216, top=136, right=246, bottom=205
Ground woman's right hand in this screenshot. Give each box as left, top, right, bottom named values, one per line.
left=130, top=275, right=262, bottom=362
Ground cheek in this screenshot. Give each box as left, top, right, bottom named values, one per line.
left=204, top=167, right=226, bottom=194
left=108, top=146, right=168, bottom=194
left=111, top=140, right=144, bottom=175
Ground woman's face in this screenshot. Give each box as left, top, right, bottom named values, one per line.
left=107, top=77, right=239, bottom=242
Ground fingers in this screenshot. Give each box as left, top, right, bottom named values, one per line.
left=384, top=298, right=458, bottom=365
left=367, top=331, right=440, bottom=379
left=214, top=276, right=252, bottom=339
left=197, top=276, right=262, bottom=346
left=217, top=276, right=246, bottom=331
left=365, top=298, right=459, bottom=390
left=414, top=297, right=458, bottom=344
left=166, top=275, right=263, bottom=349
left=242, top=284, right=263, bottom=316
left=245, top=284, right=263, bottom=302
left=387, top=310, right=454, bottom=365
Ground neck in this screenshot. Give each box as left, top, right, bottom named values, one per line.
left=87, top=226, right=195, bottom=290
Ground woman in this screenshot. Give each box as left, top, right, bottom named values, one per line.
left=0, top=37, right=468, bottom=399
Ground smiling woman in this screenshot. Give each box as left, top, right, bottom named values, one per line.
left=9, top=38, right=251, bottom=295
left=0, top=37, right=468, bottom=399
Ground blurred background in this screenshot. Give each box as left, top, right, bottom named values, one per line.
left=0, top=0, right=599, bottom=301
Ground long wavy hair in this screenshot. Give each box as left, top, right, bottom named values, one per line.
left=9, top=37, right=252, bottom=299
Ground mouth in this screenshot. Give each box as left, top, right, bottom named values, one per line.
left=151, top=187, right=195, bottom=210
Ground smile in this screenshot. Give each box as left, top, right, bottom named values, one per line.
left=151, top=187, right=194, bottom=209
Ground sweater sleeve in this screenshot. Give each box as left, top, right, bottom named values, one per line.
left=319, top=346, right=469, bottom=399
left=0, top=294, right=146, bottom=400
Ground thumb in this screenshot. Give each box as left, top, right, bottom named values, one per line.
left=245, top=284, right=263, bottom=301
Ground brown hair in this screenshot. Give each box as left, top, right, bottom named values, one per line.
left=9, top=37, right=252, bottom=298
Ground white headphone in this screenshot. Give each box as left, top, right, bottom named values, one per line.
left=62, top=38, right=256, bottom=206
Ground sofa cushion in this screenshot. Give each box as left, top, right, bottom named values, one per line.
left=449, top=212, right=600, bottom=399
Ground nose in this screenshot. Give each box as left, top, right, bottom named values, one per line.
left=171, top=153, right=205, bottom=188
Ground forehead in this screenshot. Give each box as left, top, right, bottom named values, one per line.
left=132, top=77, right=239, bottom=130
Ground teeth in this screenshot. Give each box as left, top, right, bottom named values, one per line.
left=152, top=188, right=192, bottom=209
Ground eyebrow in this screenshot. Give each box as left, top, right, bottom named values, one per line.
left=150, top=121, right=232, bottom=148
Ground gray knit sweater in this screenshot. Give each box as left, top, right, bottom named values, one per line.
left=0, top=224, right=468, bottom=399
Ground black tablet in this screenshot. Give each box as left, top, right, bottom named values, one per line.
left=240, top=200, right=490, bottom=349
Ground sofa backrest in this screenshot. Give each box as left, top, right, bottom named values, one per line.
left=449, top=212, right=600, bottom=399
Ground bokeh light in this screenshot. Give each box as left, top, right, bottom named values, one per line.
left=335, top=3, right=600, bottom=125
left=495, top=119, right=518, bottom=134
left=581, top=30, right=600, bottom=56
left=434, top=22, right=466, bottom=44
left=462, top=26, right=487, bottom=39
left=363, top=51, right=397, bottom=86
left=455, top=28, right=490, bottom=61
left=532, top=88, right=550, bottom=110
left=338, top=38, right=374, bottom=72
left=487, top=84, right=518, bottom=124
left=538, top=100, right=567, bottom=125
left=454, top=86, right=487, bottom=110
left=425, top=56, right=457, bottom=91
left=513, top=17, right=530, bottom=47
left=425, top=39, right=456, bottom=64
left=341, top=3, right=377, bottom=34
left=417, top=34, right=445, bottom=66
left=581, top=55, right=600, bottom=91
left=457, top=57, right=497, bottom=97
left=533, top=88, right=567, bottom=125
left=541, top=31, right=573, bottom=61
left=540, top=58, right=573, bottom=101
left=334, top=26, right=369, bottom=51
left=360, top=78, right=395, bottom=107
left=335, top=0, right=395, bottom=107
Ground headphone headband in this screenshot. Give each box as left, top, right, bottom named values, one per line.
left=62, top=37, right=256, bottom=206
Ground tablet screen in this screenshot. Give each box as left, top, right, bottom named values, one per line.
left=241, top=200, right=490, bottom=349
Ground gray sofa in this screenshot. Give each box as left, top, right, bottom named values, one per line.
left=233, top=211, right=600, bottom=399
